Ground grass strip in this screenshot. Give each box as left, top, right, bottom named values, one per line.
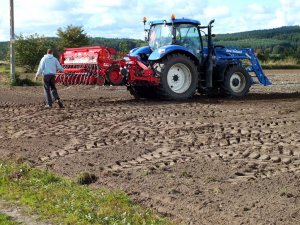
left=262, top=64, right=300, bottom=70
left=0, top=162, right=172, bottom=225
left=0, top=212, right=21, bottom=225
left=0, top=65, right=40, bottom=86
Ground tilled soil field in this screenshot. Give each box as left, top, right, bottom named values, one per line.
left=0, top=70, right=299, bottom=225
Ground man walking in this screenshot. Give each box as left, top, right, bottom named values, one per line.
left=35, top=49, right=64, bottom=109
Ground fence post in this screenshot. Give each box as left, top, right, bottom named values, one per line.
left=10, top=0, right=15, bottom=83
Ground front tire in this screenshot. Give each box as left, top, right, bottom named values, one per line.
left=154, top=54, right=198, bottom=100
left=221, top=65, right=252, bottom=97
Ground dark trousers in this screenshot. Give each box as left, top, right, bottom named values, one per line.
left=43, top=75, right=60, bottom=106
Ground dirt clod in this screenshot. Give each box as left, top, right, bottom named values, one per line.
left=76, top=172, right=97, bottom=185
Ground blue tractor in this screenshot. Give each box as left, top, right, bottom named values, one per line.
left=127, top=15, right=271, bottom=100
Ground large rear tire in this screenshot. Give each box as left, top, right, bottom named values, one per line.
left=221, top=65, right=252, bottom=97
left=154, top=54, right=198, bottom=100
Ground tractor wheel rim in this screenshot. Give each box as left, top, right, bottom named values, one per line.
left=230, top=72, right=246, bottom=93
left=167, top=63, right=192, bottom=94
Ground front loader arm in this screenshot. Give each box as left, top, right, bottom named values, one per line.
left=215, top=47, right=271, bottom=86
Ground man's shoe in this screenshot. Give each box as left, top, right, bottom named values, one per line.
left=44, top=105, right=52, bottom=109
left=56, top=100, right=64, bottom=108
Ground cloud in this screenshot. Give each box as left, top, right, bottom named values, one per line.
left=73, top=0, right=209, bottom=39
left=248, top=3, right=266, bottom=13
left=0, top=0, right=10, bottom=41
left=211, top=1, right=295, bottom=34
left=0, top=0, right=299, bottom=41
left=203, top=5, right=230, bottom=19
left=279, top=0, right=300, bottom=24
left=266, top=0, right=300, bottom=28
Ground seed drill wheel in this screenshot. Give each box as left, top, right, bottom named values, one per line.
left=154, top=53, right=198, bottom=100
left=106, top=64, right=125, bottom=85
left=221, top=65, right=252, bottom=97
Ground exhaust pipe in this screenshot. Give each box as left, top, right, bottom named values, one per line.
left=206, top=20, right=215, bottom=88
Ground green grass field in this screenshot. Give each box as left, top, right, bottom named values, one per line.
left=0, top=65, right=39, bottom=86
left=261, top=57, right=300, bottom=69
left=0, top=161, right=172, bottom=225
left=0, top=213, right=21, bottom=225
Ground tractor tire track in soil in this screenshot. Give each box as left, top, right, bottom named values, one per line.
left=0, top=70, right=299, bottom=224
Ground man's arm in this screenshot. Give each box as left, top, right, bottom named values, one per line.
left=56, top=58, right=64, bottom=72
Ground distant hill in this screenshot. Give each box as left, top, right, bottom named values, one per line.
left=89, top=37, right=146, bottom=52
left=0, top=26, right=299, bottom=61
left=214, top=26, right=300, bottom=59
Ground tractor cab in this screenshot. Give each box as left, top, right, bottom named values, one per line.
left=129, top=16, right=208, bottom=65
left=146, top=17, right=203, bottom=59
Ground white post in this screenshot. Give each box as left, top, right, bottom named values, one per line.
left=10, top=0, right=15, bottom=82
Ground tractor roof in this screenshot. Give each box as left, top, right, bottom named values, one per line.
left=150, top=18, right=200, bottom=26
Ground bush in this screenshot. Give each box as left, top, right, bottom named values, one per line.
left=11, top=77, right=37, bottom=86
left=8, top=73, right=39, bottom=87
left=15, top=34, right=58, bottom=72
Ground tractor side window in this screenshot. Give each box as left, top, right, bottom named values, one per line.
left=175, top=24, right=201, bottom=57
left=160, top=26, right=172, bottom=46
left=149, top=26, right=160, bottom=50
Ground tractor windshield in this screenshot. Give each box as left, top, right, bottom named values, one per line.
left=149, top=24, right=173, bottom=50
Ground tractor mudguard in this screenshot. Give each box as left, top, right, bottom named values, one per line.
left=148, top=45, right=195, bottom=61
left=129, top=46, right=152, bottom=56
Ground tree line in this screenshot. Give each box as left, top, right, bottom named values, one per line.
left=214, top=26, right=300, bottom=62
left=0, top=25, right=299, bottom=71
left=0, top=25, right=146, bottom=72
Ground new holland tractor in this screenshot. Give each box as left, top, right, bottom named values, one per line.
left=56, top=15, right=271, bottom=100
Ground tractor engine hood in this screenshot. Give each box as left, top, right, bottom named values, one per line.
left=129, top=46, right=152, bottom=56
left=129, top=46, right=152, bottom=64
left=148, top=45, right=194, bottom=61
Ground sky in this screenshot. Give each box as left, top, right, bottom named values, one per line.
left=0, top=0, right=300, bottom=41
